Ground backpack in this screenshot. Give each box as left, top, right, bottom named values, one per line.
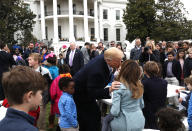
left=39, top=66, right=52, bottom=105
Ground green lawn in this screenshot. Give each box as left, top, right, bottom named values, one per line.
left=46, top=103, right=58, bottom=131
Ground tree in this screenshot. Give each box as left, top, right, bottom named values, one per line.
left=123, top=0, right=156, bottom=42
left=0, top=0, right=36, bottom=45
left=123, top=0, right=192, bottom=42
left=21, top=29, right=37, bottom=47
left=152, top=0, right=192, bottom=41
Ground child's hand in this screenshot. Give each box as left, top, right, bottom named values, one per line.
left=179, top=98, right=183, bottom=103
left=179, top=87, right=186, bottom=91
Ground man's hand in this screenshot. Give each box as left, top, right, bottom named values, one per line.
left=109, top=81, right=121, bottom=93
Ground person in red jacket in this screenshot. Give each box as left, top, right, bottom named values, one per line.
left=49, top=64, right=72, bottom=128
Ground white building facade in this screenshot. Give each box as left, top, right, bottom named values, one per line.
left=26, top=0, right=127, bottom=47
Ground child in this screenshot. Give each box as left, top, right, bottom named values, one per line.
left=163, top=51, right=181, bottom=108
left=2, top=98, right=40, bottom=126
left=58, top=77, right=78, bottom=131
left=178, top=77, right=192, bottom=116
left=110, top=60, right=145, bottom=131
left=157, top=107, right=185, bottom=131
left=0, top=66, right=46, bottom=131
left=44, top=52, right=59, bottom=80
left=43, top=52, right=59, bottom=128
left=163, top=51, right=181, bottom=85
left=50, top=64, right=72, bottom=128
left=184, top=48, right=192, bottom=78
left=28, top=53, right=52, bottom=130
left=142, top=61, right=167, bottom=129
left=186, top=77, right=192, bottom=131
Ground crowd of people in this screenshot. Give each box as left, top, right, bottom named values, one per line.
left=0, top=38, right=192, bottom=131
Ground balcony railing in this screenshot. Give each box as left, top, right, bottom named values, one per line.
left=45, top=11, right=53, bottom=16
left=73, top=10, right=84, bottom=15
left=59, top=10, right=69, bottom=15
left=38, top=9, right=94, bottom=18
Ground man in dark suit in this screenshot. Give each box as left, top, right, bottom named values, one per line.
left=23, top=42, right=38, bottom=65
left=0, top=42, right=15, bottom=100
left=73, top=47, right=123, bottom=131
left=65, top=42, right=84, bottom=76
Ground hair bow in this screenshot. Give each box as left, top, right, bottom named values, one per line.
left=60, top=73, right=72, bottom=78
left=62, top=45, right=67, bottom=49
left=45, top=52, right=55, bottom=59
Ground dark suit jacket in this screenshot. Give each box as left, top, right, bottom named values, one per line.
left=0, top=51, right=15, bottom=100
left=57, top=58, right=65, bottom=66
left=73, top=54, right=112, bottom=131
left=163, top=59, right=182, bottom=81
left=184, top=57, right=192, bottom=78
left=65, top=49, right=84, bottom=76
left=142, top=77, right=167, bottom=129
left=23, top=49, right=37, bottom=60
left=73, top=54, right=111, bottom=103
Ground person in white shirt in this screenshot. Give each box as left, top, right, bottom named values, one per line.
left=28, top=53, right=52, bottom=131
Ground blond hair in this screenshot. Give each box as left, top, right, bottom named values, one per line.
left=29, top=53, right=41, bottom=63
left=104, top=47, right=124, bottom=61
left=145, top=40, right=156, bottom=51
left=184, top=76, right=192, bottom=85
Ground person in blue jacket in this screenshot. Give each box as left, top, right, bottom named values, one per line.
left=110, top=60, right=145, bottom=131
left=58, top=77, right=78, bottom=131
left=187, top=77, right=192, bottom=131
left=0, top=66, right=46, bottom=131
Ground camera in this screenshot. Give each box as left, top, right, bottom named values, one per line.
left=144, top=46, right=151, bottom=52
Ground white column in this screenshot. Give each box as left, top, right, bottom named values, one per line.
left=69, top=0, right=75, bottom=42
left=94, top=0, right=99, bottom=42
left=40, top=0, right=46, bottom=40
left=99, top=3, right=103, bottom=40
left=53, top=0, right=59, bottom=44
left=84, top=0, right=89, bottom=42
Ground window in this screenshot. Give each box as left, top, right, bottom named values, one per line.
left=90, top=9, right=94, bottom=16
left=116, top=10, right=120, bottom=20
left=103, top=9, right=108, bottom=19
left=57, top=5, right=61, bottom=15
left=45, top=26, right=48, bottom=40
left=45, top=6, right=47, bottom=16
left=116, top=28, right=120, bottom=41
left=104, top=28, right=108, bottom=41
left=91, top=28, right=95, bottom=40
left=73, top=4, right=76, bottom=14
left=58, top=26, right=61, bottom=39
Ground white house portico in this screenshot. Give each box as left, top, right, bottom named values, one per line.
left=39, top=0, right=99, bottom=44
left=26, top=0, right=127, bottom=47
